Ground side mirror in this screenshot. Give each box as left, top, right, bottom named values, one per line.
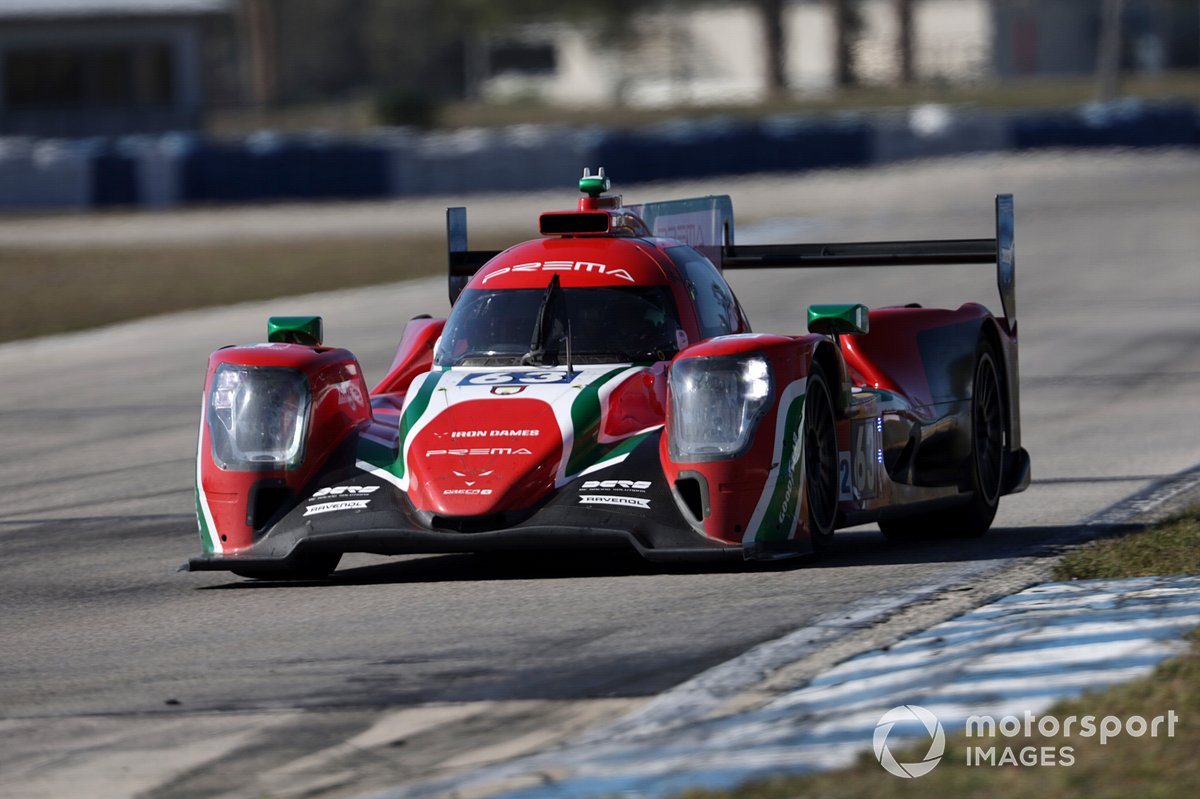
left=267, top=316, right=323, bottom=346
left=807, top=304, right=869, bottom=336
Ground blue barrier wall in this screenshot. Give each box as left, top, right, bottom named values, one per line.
left=1, top=100, right=1196, bottom=211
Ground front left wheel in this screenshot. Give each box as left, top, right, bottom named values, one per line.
left=804, top=367, right=839, bottom=552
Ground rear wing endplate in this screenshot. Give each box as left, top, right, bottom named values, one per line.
left=447, top=207, right=500, bottom=306
left=720, top=194, right=1016, bottom=322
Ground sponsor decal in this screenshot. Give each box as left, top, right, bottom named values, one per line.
left=581, top=479, right=651, bottom=492
left=460, top=371, right=576, bottom=386
left=491, top=386, right=526, bottom=395
left=443, top=488, right=494, bottom=495
left=304, top=499, right=371, bottom=516
left=425, top=447, right=534, bottom=457
left=676, top=329, right=689, bottom=350
left=579, top=495, right=651, bottom=509
left=451, top=429, right=540, bottom=438
left=838, top=416, right=883, bottom=502
left=334, top=379, right=365, bottom=411
left=480, top=260, right=634, bottom=285
left=310, top=485, right=380, bottom=500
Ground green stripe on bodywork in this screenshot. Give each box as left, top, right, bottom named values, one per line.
left=754, top=391, right=807, bottom=543
left=194, top=486, right=216, bottom=554
left=565, top=366, right=633, bottom=477
left=388, top=371, right=442, bottom=479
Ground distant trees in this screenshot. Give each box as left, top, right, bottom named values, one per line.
left=240, top=0, right=918, bottom=112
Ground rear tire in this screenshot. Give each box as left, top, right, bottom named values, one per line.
left=879, top=338, right=1005, bottom=541
left=804, top=367, right=839, bottom=552
left=231, top=552, right=342, bottom=581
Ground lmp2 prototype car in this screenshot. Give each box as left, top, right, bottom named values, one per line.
left=188, top=169, right=1029, bottom=579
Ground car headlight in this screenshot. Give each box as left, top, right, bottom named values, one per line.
left=208, top=364, right=310, bottom=469
left=669, top=356, right=772, bottom=460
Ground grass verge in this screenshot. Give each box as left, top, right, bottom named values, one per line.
left=671, top=508, right=1200, bottom=799
left=1054, top=506, right=1200, bottom=580
left=0, top=234, right=452, bottom=343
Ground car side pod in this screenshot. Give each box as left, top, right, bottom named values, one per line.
left=194, top=337, right=372, bottom=557
left=662, top=332, right=839, bottom=557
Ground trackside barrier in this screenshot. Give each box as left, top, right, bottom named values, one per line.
left=0, top=138, right=91, bottom=210
left=1011, top=100, right=1197, bottom=150
left=870, top=107, right=1011, bottom=164
left=0, top=100, right=1196, bottom=211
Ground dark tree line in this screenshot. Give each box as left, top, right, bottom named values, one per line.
left=240, top=0, right=917, bottom=108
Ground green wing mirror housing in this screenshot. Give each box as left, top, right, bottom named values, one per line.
left=268, top=316, right=324, bottom=346
left=807, top=304, right=869, bottom=336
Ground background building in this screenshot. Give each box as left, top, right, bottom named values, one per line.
left=992, top=0, right=1200, bottom=78
left=0, top=0, right=234, bottom=137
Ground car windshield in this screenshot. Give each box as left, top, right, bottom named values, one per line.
left=435, top=285, right=683, bottom=367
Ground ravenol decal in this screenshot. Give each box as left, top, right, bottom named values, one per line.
left=579, top=495, right=650, bottom=509
left=304, top=499, right=371, bottom=517
left=481, top=261, right=634, bottom=285
left=744, top=378, right=808, bottom=544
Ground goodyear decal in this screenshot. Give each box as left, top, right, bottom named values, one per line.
left=744, top=378, right=808, bottom=544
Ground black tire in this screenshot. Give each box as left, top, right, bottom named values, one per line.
left=231, top=552, right=342, bottom=581
left=804, top=367, right=839, bottom=552
left=879, top=339, right=1005, bottom=541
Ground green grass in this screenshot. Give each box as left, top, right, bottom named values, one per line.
left=1055, top=507, right=1200, bottom=581
left=668, top=509, right=1200, bottom=799
left=0, top=235, right=450, bottom=343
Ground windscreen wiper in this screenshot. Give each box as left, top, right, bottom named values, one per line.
left=521, top=274, right=562, bottom=367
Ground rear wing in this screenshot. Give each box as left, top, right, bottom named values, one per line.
left=446, top=194, right=1015, bottom=322
left=719, top=194, right=1016, bottom=322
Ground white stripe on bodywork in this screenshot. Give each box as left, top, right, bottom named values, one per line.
left=356, top=459, right=407, bottom=491
left=196, top=397, right=222, bottom=554
left=742, top=377, right=807, bottom=545
left=576, top=451, right=633, bottom=477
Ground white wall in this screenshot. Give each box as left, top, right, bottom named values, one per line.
left=482, top=0, right=991, bottom=108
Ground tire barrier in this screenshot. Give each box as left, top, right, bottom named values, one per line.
left=0, top=100, right=1196, bottom=211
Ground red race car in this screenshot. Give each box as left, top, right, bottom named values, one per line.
left=188, top=169, right=1029, bottom=579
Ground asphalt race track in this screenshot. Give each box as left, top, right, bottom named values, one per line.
left=2, top=151, right=1199, bottom=799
